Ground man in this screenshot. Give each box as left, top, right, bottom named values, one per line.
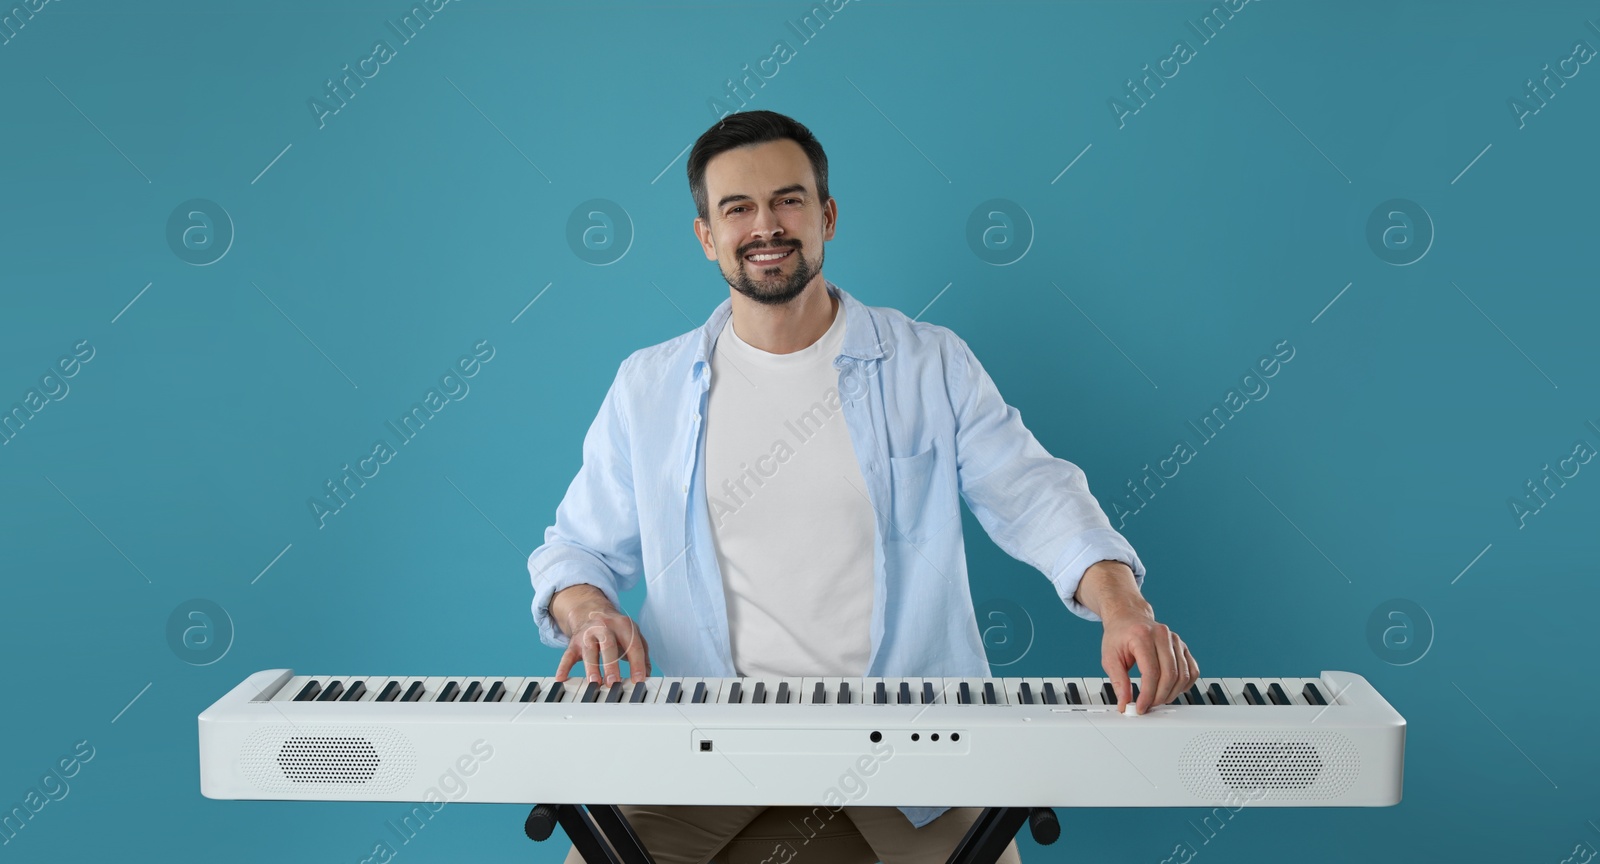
left=529, top=110, right=1199, bottom=864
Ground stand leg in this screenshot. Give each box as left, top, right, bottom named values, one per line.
left=527, top=804, right=657, bottom=864
left=587, top=805, right=656, bottom=864
left=945, top=807, right=1032, bottom=864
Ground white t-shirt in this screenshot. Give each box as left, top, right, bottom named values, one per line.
left=704, top=303, right=875, bottom=678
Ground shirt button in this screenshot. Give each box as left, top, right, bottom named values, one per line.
left=682, top=484, right=689, bottom=493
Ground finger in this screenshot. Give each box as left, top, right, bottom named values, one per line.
left=1103, top=645, right=1133, bottom=713
left=1129, top=639, right=1158, bottom=715
left=553, top=639, right=579, bottom=682
left=596, top=627, right=623, bottom=684
left=1182, top=640, right=1200, bottom=692
left=579, top=628, right=603, bottom=684
left=1154, top=626, right=1181, bottom=706
left=622, top=623, right=651, bottom=683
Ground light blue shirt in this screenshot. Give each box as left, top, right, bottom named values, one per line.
left=528, top=281, right=1146, bottom=828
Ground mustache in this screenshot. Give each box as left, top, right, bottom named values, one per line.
left=740, top=240, right=799, bottom=257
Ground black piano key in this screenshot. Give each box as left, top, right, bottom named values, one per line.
left=544, top=681, right=565, bottom=703
left=921, top=682, right=935, bottom=704
left=812, top=682, right=826, bottom=704
left=437, top=681, right=461, bottom=702
left=1267, top=683, right=1292, bottom=705
left=1132, top=682, right=1140, bottom=701
left=666, top=682, right=682, bottom=704
left=838, top=682, right=851, bottom=704
left=874, top=682, right=888, bottom=705
left=293, top=680, right=323, bottom=701
left=752, top=682, right=767, bottom=704
left=461, top=681, right=484, bottom=703
left=983, top=682, right=998, bottom=705
left=1206, top=683, right=1230, bottom=705
left=1042, top=682, right=1059, bottom=705
left=1302, top=682, right=1328, bottom=706
left=606, top=682, right=625, bottom=703
left=581, top=682, right=602, bottom=703
left=340, top=681, right=367, bottom=702
left=1186, top=685, right=1204, bottom=705
left=957, top=682, right=972, bottom=705
left=519, top=681, right=541, bottom=703
left=1243, top=682, right=1265, bottom=706
left=1019, top=683, right=1034, bottom=705
left=315, top=681, right=345, bottom=702
left=728, top=682, right=743, bottom=704
left=1101, top=682, right=1116, bottom=705
left=898, top=682, right=912, bottom=705
left=629, top=681, right=648, bottom=703
left=401, top=681, right=425, bottom=702
left=776, top=682, right=790, bottom=704
left=376, top=681, right=401, bottom=702
left=484, top=681, right=506, bottom=703
left=1065, top=682, right=1082, bottom=705
left=691, top=682, right=708, bottom=704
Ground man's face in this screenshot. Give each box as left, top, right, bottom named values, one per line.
left=694, top=139, right=836, bottom=306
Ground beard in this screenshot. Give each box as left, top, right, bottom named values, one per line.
left=721, top=240, right=823, bottom=306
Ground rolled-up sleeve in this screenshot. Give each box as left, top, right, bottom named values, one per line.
left=944, top=335, right=1145, bottom=622
left=529, top=360, right=644, bottom=648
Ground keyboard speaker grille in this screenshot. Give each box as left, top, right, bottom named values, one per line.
left=1178, top=731, right=1359, bottom=802
left=240, top=725, right=416, bottom=793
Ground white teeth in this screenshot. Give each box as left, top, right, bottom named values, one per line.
left=748, top=250, right=790, bottom=262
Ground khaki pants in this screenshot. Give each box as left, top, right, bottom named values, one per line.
left=563, top=804, right=1022, bottom=864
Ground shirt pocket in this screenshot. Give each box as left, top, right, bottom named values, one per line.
left=886, top=442, right=954, bottom=545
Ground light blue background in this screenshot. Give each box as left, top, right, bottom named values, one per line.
left=2, top=1, right=1596, bottom=862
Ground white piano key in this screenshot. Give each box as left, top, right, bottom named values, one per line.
left=770, top=676, right=802, bottom=705
left=1223, top=677, right=1255, bottom=705
left=271, top=675, right=307, bottom=701
left=926, top=677, right=958, bottom=704
left=650, top=677, right=684, bottom=704
left=714, top=678, right=745, bottom=704
left=348, top=676, right=385, bottom=702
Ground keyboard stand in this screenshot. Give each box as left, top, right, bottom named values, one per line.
left=525, top=804, right=656, bottom=864
left=946, top=806, right=1059, bottom=864
left=526, top=802, right=1059, bottom=864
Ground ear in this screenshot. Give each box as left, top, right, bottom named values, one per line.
left=693, top=217, right=717, bottom=261
left=821, top=198, right=837, bottom=242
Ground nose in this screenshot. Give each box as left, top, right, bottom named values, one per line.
left=750, top=207, right=783, bottom=244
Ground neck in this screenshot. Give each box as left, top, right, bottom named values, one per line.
left=728, top=277, right=837, bottom=354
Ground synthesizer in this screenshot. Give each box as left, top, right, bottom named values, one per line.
left=198, top=669, right=1404, bottom=809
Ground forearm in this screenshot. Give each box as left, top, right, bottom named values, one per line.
left=547, top=583, right=617, bottom=637
left=1073, top=560, right=1152, bottom=621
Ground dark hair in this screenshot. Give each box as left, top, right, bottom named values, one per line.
left=687, top=110, right=830, bottom=224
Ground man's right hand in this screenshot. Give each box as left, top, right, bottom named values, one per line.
left=550, top=584, right=651, bottom=685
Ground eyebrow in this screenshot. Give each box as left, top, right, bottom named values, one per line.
left=715, top=184, right=808, bottom=211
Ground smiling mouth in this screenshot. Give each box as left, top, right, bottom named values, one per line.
left=745, top=248, right=794, bottom=266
